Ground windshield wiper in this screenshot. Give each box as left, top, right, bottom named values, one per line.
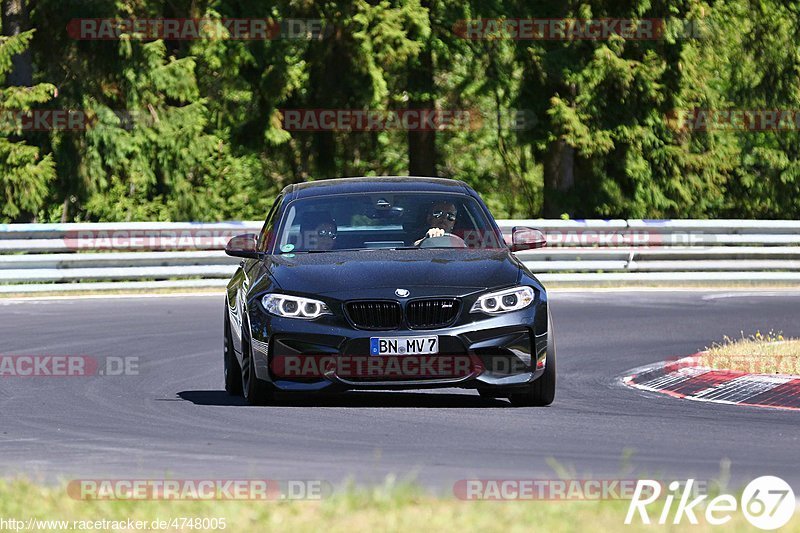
left=281, top=249, right=330, bottom=254
left=282, top=248, right=370, bottom=254
left=281, top=247, right=428, bottom=253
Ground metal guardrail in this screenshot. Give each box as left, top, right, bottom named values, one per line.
left=1, top=219, right=799, bottom=292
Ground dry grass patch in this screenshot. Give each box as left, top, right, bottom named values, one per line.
left=702, top=331, right=800, bottom=375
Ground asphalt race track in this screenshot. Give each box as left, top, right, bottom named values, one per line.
left=1, top=290, right=798, bottom=490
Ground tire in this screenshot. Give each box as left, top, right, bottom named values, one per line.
left=240, top=317, right=275, bottom=406
left=224, top=300, right=243, bottom=396
left=509, top=311, right=556, bottom=407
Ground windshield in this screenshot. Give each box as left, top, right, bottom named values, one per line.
left=274, top=192, right=503, bottom=253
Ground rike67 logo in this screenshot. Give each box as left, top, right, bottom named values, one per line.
left=625, top=476, right=796, bottom=530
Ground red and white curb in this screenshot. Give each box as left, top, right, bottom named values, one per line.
left=622, top=353, right=800, bottom=410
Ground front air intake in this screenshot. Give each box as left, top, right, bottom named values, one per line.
left=345, top=301, right=403, bottom=330
left=406, top=298, right=460, bottom=329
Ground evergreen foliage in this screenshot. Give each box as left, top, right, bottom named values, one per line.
left=0, top=0, right=796, bottom=221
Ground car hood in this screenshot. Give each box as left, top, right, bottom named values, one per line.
left=257, top=248, right=520, bottom=298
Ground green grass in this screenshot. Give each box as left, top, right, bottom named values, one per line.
left=0, top=478, right=795, bottom=532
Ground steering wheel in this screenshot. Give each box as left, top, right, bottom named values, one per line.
left=418, top=233, right=467, bottom=248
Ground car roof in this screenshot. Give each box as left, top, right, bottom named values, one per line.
left=281, top=176, right=472, bottom=199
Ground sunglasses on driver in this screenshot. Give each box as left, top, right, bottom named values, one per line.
left=430, top=211, right=457, bottom=221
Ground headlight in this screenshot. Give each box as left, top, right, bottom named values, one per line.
left=261, top=294, right=332, bottom=319
left=470, top=286, right=536, bottom=315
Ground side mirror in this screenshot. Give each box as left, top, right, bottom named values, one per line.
left=225, top=233, right=261, bottom=259
left=511, top=227, right=546, bottom=252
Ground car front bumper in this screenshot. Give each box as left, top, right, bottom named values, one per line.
left=247, top=301, right=549, bottom=392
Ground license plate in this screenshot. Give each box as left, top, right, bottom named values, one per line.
left=370, top=336, right=439, bottom=356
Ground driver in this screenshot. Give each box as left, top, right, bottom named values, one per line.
left=414, top=200, right=458, bottom=246
left=300, top=214, right=337, bottom=251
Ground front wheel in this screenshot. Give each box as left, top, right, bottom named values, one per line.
left=509, top=311, right=556, bottom=407
left=224, top=300, right=242, bottom=396
left=240, top=320, right=275, bottom=406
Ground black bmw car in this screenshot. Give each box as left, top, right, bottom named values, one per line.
left=224, top=176, right=555, bottom=406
